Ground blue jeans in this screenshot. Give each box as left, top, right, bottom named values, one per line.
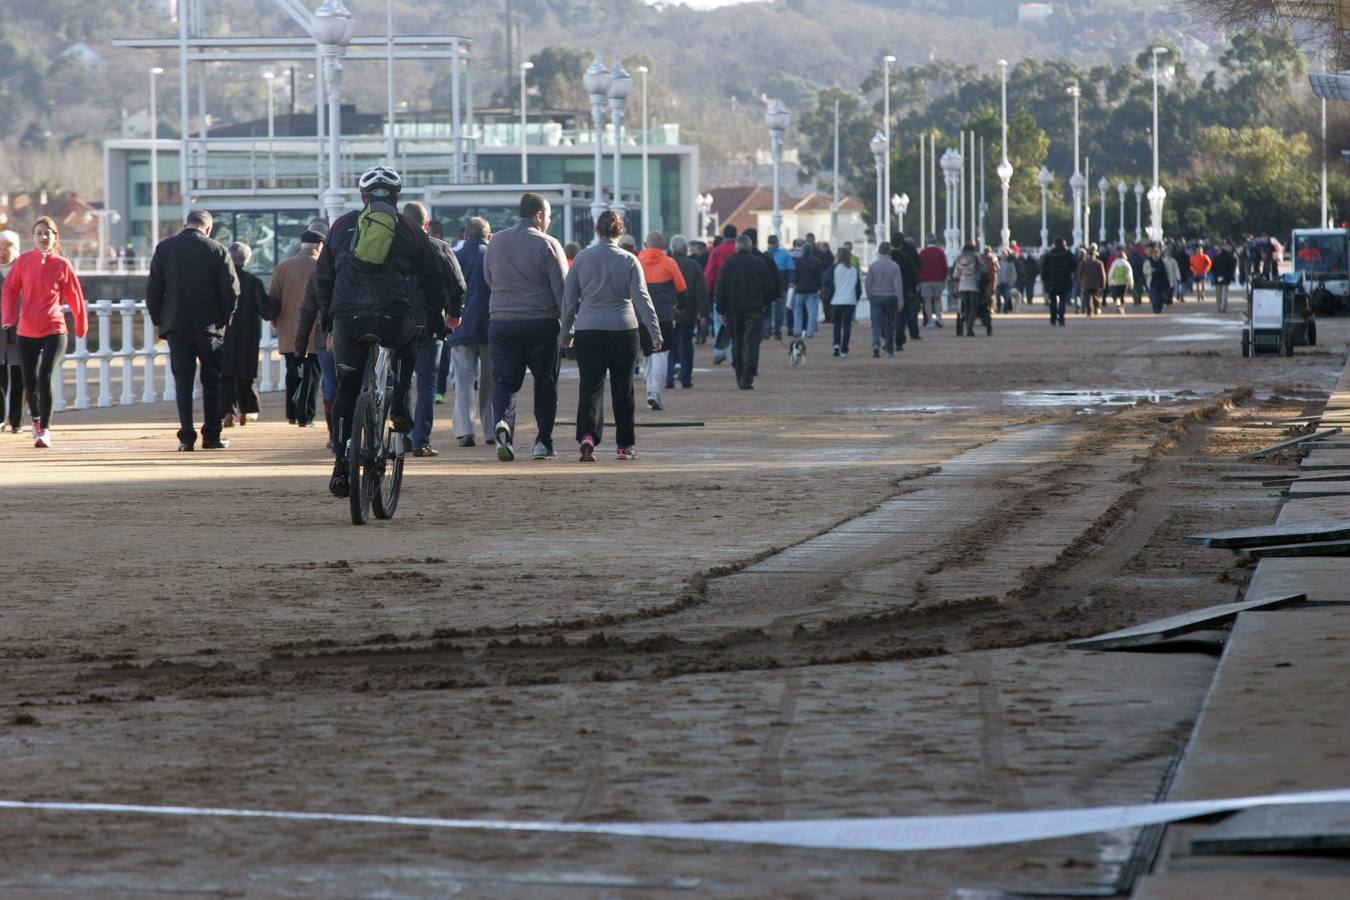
left=489, top=318, right=560, bottom=449
left=763, top=294, right=787, bottom=339
left=869, top=296, right=898, bottom=353
left=411, top=336, right=442, bottom=447
left=317, top=349, right=337, bottom=404
left=671, top=321, right=695, bottom=387
left=793, top=292, right=820, bottom=337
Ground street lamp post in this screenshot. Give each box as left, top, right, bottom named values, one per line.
left=997, top=59, right=1013, bottom=252
left=1067, top=82, right=1084, bottom=249
left=1038, top=165, right=1052, bottom=252
left=1098, top=175, right=1108, bottom=244
left=697, top=192, right=713, bottom=239
left=607, top=60, right=633, bottom=215
left=149, top=65, right=164, bottom=251
left=1116, top=180, right=1127, bottom=245
left=91, top=209, right=121, bottom=273
left=831, top=99, right=840, bottom=242
left=766, top=99, right=790, bottom=240
left=638, top=65, right=649, bottom=232
left=1134, top=180, right=1145, bottom=242
left=314, top=0, right=355, bottom=224
left=263, top=70, right=277, bottom=188
left=882, top=54, right=896, bottom=241
left=1148, top=47, right=1170, bottom=242
left=583, top=57, right=612, bottom=237
left=892, top=193, right=909, bottom=236
left=871, top=130, right=888, bottom=245
left=942, top=147, right=963, bottom=258
left=519, top=61, right=533, bottom=182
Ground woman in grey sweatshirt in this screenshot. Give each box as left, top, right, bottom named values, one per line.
left=561, top=212, right=661, bottom=461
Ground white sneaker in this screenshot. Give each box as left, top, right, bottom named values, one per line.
left=647, top=393, right=663, bottom=411
left=494, top=420, right=514, bottom=462
left=34, top=427, right=51, bottom=449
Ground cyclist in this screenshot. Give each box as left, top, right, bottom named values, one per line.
left=314, top=165, right=448, bottom=498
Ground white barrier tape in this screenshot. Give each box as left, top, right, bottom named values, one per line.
left=3, top=789, right=1350, bottom=852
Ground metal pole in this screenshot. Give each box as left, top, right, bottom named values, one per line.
left=466, top=54, right=476, bottom=182
left=265, top=72, right=276, bottom=188
left=930, top=132, right=937, bottom=235
left=321, top=45, right=346, bottom=222
left=1098, top=175, right=1108, bottom=244
left=882, top=54, right=894, bottom=239
left=959, top=131, right=965, bottom=244
left=640, top=66, right=649, bottom=231
left=610, top=103, right=626, bottom=213
left=520, top=62, right=531, bottom=182
left=150, top=67, right=162, bottom=252
left=178, top=7, right=189, bottom=220
left=919, top=131, right=925, bottom=244
left=1322, top=56, right=1329, bottom=226
left=772, top=131, right=783, bottom=239
left=451, top=41, right=462, bottom=184
left=315, top=53, right=326, bottom=201
left=998, top=59, right=1012, bottom=252
left=1117, top=181, right=1127, bottom=246
left=978, top=135, right=986, bottom=247
left=831, top=99, right=840, bottom=242
left=386, top=0, right=396, bottom=163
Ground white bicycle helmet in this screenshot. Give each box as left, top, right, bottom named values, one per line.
left=358, top=165, right=402, bottom=196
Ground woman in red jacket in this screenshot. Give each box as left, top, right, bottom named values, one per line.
left=0, top=217, right=88, bottom=448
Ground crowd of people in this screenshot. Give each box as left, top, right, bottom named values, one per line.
left=0, top=164, right=1291, bottom=486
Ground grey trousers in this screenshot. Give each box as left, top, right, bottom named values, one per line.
left=450, top=341, right=494, bottom=441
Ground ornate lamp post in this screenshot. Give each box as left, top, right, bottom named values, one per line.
left=942, top=147, right=963, bottom=258
left=871, top=130, right=888, bottom=244
left=1038, top=165, right=1052, bottom=252
left=519, top=61, right=534, bottom=182
left=882, top=54, right=896, bottom=240
left=697, top=192, right=713, bottom=239
left=314, top=0, right=355, bottom=224
left=1148, top=47, right=1170, bottom=241
left=1134, top=180, right=1145, bottom=242
left=583, top=57, right=612, bottom=235
left=263, top=70, right=277, bottom=188
left=766, top=99, right=790, bottom=239
left=997, top=58, right=1013, bottom=252
left=607, top=60, right=633, bottom=214
left=638, top=65, right=650, bottom=231
left=1116, top=180, right=1127, bottom=245
left=891, top=193, right=909, bottom=237
left=1097, top=175, right=1109, bottom=244
left=149, top=65, right=164, bottom=249
left=1067, top=82, right=1084, bottom=249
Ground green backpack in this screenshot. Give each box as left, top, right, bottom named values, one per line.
left=350, top=199, right=398, bottom=264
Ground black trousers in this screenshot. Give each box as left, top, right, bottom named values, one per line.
left=166, top=331, right=223, bottom=446
left=17, top=334, right=67, bottom=430
left=284, top=352, right=320, bottom=425
left=220, top=375, right=260, bottom=418
left=574, top=328, right=640, bottom=448
left=1045, top=288, right=1069, bottom=324
left=330, top=314, right=418, bottom=460
left=489, top=318, right=561, bottom=450
left=728, top=312, right=764, bottom=388
left=902, top=293, right=922, bottom=338
left=0, top=362, right=23, bottom=428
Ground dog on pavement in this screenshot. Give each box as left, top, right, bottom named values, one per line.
left=788, top=338, right=807, bottom=367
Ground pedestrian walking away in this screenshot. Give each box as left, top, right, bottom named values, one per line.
left=1144, top=246, right=1171, bottom=314
left=668, top=235, right=709, bottom=390
left=917, top=235, right=948, bottom=327
left=402, top=201, right=466, bottom=458
left=792, top=239, right=826, bottom=339
left=483, top=191, right=569, bottom=461
left=0, top=217, right=88, bottom=448
left=715, top=235, right=776, bottom=389
left=637, top=230, right=686, bottom=411
left=865, top=243, right=905, bottom=355
left=764, top=234, right=796, bottom=340
left=1107, top=248, right=1134, bottom=314
left=829, top=246, right=861, bottom=356
left=997, top=250, right=1017, bottom=313
left=1039, top=238, right=1076, bottom=327
left=220, top=242, right=281, bottom=427
left=562, top=210, right=662, bottom=461
left=893, top=236, right=923, bottom=340
left=1212, top=242, right=1237, bottom=313
left=269, top=230, right=323, bottom=427
left=951, top=243, right=985, bottom=338
left=704, top=225, right=739, bottom=364
left=0, top=230, right=25, bottom=433
left=1190, top=245, right=1212, bottom=303
left=315, top=165, right=447, bottom=498
left=1076, top=245, right=1106, bottom=316
left=448, top=217, right=495, bottom=447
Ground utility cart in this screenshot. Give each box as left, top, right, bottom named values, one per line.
left=1243, top=275, right=1317, bottom=357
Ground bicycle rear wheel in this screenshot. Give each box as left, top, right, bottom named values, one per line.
left=348, top=394, right=379, bottom=525
left=372, top=428, right=404, bottom=519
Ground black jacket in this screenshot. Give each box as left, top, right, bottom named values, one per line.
left=315, top=207, right=447, bottom=323
left=146, top=228, right=240, bottom=338
left=795, top=253, right=827, bottom=294
left=716, top=249, right=777, bottom=316
left=892, top=246, right=920, bottom=300
left=1039, top=247, right=1077, bottom=293
left=671, top=250, right=711, bottom=328
left=222, top=265, right=280, bottom=379
left=1212, top=249, right=1237, bottom=283
left=409, top=234, right=467, bottom=339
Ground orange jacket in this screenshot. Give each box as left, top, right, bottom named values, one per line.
left=638, top=248, right=687, bottom=321
left=1, top=249, right=88, bottom=339
left=1190, top=252, right=1212, bottom=278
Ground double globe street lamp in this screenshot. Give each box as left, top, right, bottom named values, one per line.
left=313, top=0, right=355, bottom=224
left=871, top=130, right=888, bottom=244
left=765, top=99, right=790, bottom=239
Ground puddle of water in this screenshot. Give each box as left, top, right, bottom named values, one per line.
left=842, top=405, right=974, bottom=414
left=1003, top=389, right=1208, bottom=410
left=1168, top=314, right=1244, bottom=328
left=1155, top=333, right=1231, bottom=342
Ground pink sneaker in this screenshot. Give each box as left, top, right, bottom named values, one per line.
left=579, top=435, right=595, bottom=462
left=34, top=425, right=50, bottom=449
left=615, top=447, right=637, bottom=461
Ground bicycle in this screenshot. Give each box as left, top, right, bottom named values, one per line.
left=346, top=335, right=406, bottom=525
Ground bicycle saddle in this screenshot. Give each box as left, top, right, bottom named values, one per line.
left=357, top=333, right=382, bottom=346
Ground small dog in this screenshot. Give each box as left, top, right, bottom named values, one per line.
left=788, top=338, right=807, bottom=367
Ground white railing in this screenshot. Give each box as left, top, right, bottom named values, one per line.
left=52, top=299, right=284, bottom=413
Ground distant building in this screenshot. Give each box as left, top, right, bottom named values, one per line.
left=1018, top=3, right=1054, bottom=24
left=705, top=186, right=868, bottom=247
left=0, top=191, right=101, bottom=257
left=59, top=43, right=107, bottom=71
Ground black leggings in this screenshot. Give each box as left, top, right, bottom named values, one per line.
left=574, top=328, right=639, bottom=449
left=0, top=363, right=22, bottom=428
left=18, top=334, right=65, bottom=429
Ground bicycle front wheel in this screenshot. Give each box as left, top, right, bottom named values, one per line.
left=372, top=427, right=404, bottom=520
left=348, top=394, right=379, bottom=525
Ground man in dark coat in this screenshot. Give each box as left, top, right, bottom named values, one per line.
left=668, top=234, right=710, bottom=389
left=1039, top=238, right=1076, bottom=327
left=146, top=209, right=240, bottom=450
left=447, top=216, right=493, bottom=446
left=715, top=235, right=776, bottom=390
left=402, top=201, right=466, bottom=457
left=892, top=235, right=922, bottom=343
left=220, top=242, right=280, bottom=427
